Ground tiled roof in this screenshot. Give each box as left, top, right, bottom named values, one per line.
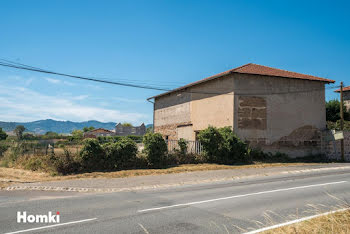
left=87, top=128, right=113, bottom=133
left=148, top=63, right=335, bottom=99
left=334, top=86, right=350, bottom=92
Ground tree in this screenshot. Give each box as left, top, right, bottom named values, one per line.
left=0, top=127, right=7, bottom=140
left=71, top=129, right=83, bottom=140
left=83, top=126, right=95, bottom=132
left=143, top=132, right=167, bottom=168
left=14, top=125, right=25, bottom=140
left=78, top=138, right=105, bottom=171
left=44, top=131, right=59, bottom=139
left=122, top=122, right=133, bottom=127
left=326, top=100, right=350, bottom=122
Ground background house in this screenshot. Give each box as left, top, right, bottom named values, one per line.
left=148, top=63, right=335, bottom=157
left=115, top=123, right=146, bottom=136
left=84, top=128, right=114, bottom=138
left=335, top=86, right=350, bottom=110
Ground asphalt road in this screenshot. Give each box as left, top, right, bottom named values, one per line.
left=1, top=169, right=350, bottom=234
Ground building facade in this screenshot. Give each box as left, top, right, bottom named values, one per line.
left=115, top=123, right=146, bottom=136
left=335, top=86, right=350, bottom=110
left=83, top=128, right=114, bottom=138
left=148, top=63, right=335, bottom=157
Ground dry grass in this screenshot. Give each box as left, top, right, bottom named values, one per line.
left=262, top=208, right=350, bottom=234
left=0, top=162, right=320, bottom=189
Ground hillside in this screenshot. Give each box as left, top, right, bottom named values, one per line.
left=0, top=119, right=117, bottom=134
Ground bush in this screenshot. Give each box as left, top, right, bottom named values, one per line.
left=198, top=126, right=250, bottom=164
left=78, top=138, right=105, bottom=171
left=178, top=138, right=188, bottom=155
left=0, top=142, right=25, bottom=167
left=103, top=137, right=138, bottom=170
left=23, top=157, right=45, bottom=171
left=0, top=127, right=8, bottom=140
left=197, top=126, right=223, bottom=162
left=50, top=148, right=81, bottom=174
left=0, top=141, right=10, bottom=157
left=143, top=132, right=167, bottom=168
left=218, top=127, right=250, bottom=164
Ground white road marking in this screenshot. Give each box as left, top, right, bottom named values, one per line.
left=138, top=181, right=347, bottom=213
left=4, top=218, right=98, bottom=234
left=138, top=223, right=150, bottom=234
left=244, top=208, right=350, bottom=234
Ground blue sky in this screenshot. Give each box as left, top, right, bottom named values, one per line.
left=1, top=0, right=349, bottom=124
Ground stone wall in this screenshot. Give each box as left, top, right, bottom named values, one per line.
left=238, top=96, right=267, bottom=130
left=115, top=123, right=146, bottom=136
left=321, top=130, right=350, bottom=161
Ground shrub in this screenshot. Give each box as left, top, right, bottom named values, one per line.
left=197, top=126, right=223, bottom=162
left=198, top=126, right=250, bottom=164
left=0, top=127, right=8, bottom=140
left=23, top=157, right=45, bottom=171
left=103, top=137, right=138, bottom=170
left=50, top=148, right=81, bottom=174
left=78, top=138, right=105, bottom=171
left=143, top=132, right=167, bottom=168
left=0, top=142, right=25, bottom=167
left=0, top=141, right=10, bottom=157
left=218, top=127, right=250, bottom=164
left=178, top=138, right=188, bottom=155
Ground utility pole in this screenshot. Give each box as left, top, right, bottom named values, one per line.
left=340, top=82, right=345, bottom=161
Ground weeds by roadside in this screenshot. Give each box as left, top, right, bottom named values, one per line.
left=261, top=207, right=350, bottom=234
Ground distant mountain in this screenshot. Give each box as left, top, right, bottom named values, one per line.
left=0, top=119, right=119, bottom=134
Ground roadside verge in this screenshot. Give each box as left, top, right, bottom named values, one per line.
left=3, top=163, right=350, bottom=193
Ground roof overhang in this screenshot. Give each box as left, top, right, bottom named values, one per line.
left=147, top=63, right=335, bottom=100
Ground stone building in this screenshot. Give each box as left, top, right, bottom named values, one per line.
left=84, top=128, right=114, bottom=138
left=335, top=86, right=350, bottom=110
left=115, top=123, right=146, bottom=136
left=147, top=63, right=335, bottom=157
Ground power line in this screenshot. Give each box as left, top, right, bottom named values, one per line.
left=0, top=59, right=340, bottom=97
left=0, top=59, right=186, bottom=87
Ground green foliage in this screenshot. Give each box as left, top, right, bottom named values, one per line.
left=197, top=126, right=223, bottom=162
left=50, top=148, right=80, bottom=174
left=83, top=126, right=95, bottom=132
left=219, top=127, right=250, bottom=164
left=0, top=128, right=7, bottom=141
left=14, top=125, right=25, bottom=140
left=71, top=129, right=84, bottom=140
left=97, top=135, right=143, bottom=144
left=22, top=132, right=69, bottom=140
left=78, top=138, right=105, bottom=171
left=103, top=137, right=137, bottom=169
left=122, top=122, right=133, bottom=127
left=178, top=138, right=188, bottom=155
left=327, top=120, right=350, bottom=130
left=126, top=135, right=143, bottom=143
left=146, top=127, right=153, bottom=134
left=0, top=141, right=10, bottom=157
left=143, top=132, right=167, bottom=168
left=23, top=157, right=45, bottom=171
left=44, top=131, right=59, bottom=138
left=0, top=142, right=25, bottom=167
left=326, top=99, right=350, bottom=122
left=198, top=126, right=250, bottom=164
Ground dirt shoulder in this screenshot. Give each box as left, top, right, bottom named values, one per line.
left=1, top=162, right=349, bottom=191
left=0, top=162, right=318, bottom=188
